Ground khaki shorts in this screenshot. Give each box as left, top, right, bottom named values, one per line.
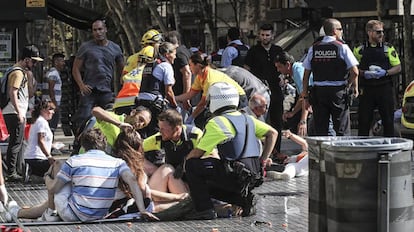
left=54, top=183, right=79, bottom=222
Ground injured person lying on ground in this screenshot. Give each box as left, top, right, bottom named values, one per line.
left=266, top=130, right=309, bottom=181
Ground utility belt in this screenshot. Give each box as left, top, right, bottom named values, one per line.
left=223, top=157, right=263, bottom=197
left=362, top=78, right=392, bottom=87
left=308, top=85, right=352, bottom=107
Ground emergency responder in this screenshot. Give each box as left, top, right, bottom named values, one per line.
left=175, top=53, right=247, bottom=129
left=122, top=29, right=162, bottom=76
left=353, top=20, right=401, bottom=137
left=113, top=46, right=155, bottom=115
left=302, top=18, right=359, bottom=136
left=143, top=108, right=203, bottom=177
left=136, top=42, right=178, bottom=136
left=184, top=82, right=278, bottom=220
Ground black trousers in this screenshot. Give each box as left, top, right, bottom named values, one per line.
left=358, top=83, right=394, bottom=136
left=3, top=114, right=25, bottom=175
left=25, top=159, right=50, bottom=177
left=310, top=86, right=351, bottom=136
left=185, top=157, right=249, bottom=212
left=268, top=90, right=283, bottom=152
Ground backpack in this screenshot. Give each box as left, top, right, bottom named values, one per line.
left=229, top=43, right=249, bottom=67
left=0, top=66, right=24, bottom=109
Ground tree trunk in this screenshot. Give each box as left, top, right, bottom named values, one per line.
left=105, top=0, right=137, bottom=55
left=143, top=0, right=168, bottom=33
left=56, top=22, right=69, bottom=56
left=199, top=0, right=215, bottom=52
left=245, top=0, right=258, bottom=32
left=171, top=0, right=181, bottom=32
left=403, top=0, right=413, bottom=84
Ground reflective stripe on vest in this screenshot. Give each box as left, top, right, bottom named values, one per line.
left=114, top=95, right=137, bottom=108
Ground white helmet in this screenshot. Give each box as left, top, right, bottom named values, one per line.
left=207, top=82, right=239, bottom=114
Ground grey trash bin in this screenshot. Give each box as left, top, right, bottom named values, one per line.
left=322, top=137, right=414, bottom=232
left=307, top=136, right=369, bottom=232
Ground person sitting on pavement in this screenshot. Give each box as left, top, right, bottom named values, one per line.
left=184, top=82, right=278, bottom=220
left=105, top=128, right=154, bottom=218
left=266, top=130, right=309, bottom=181
left=4, top=128, right=159, bottom=222
left=24, top=99, right=56, bottom=178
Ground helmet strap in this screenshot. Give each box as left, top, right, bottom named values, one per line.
left=212, top=106, right=238, bottom=116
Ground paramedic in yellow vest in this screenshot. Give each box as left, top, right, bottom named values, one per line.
left=122, top=29, right=162, bottom=76
left=175, top=53, right=247, bottom=128
left=353, top=20, right=401, bottom=137
left=114, top=46, right=155, bottom=115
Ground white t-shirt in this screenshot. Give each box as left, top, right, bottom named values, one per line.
left=24, top=116, right=53, bottom=160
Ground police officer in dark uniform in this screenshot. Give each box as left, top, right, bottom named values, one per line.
left=184, top=82, right=277, bottom=220
left=220, top=27, right=249, bottom=68
left=353, top=20, right=401, bottom=136
left=136, top=42, right=178, bottom=136
left=302, top=18, right=359, bottom=136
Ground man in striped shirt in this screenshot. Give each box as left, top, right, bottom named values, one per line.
left=48, top=128, right=157, bottom=222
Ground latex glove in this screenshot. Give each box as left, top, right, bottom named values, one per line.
left=365, top=68, right=386, bottom=79
left=185, top=115, right=194, bottom=124
left=364, top=70, right=377, bottom=79
left=0, top=184, right=8, bottom=206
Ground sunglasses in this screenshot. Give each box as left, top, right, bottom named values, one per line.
left=373, top=30, right=384, bottom=34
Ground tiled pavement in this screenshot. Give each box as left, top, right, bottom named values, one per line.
left=1, top=128, right=414, bottom=231
left=0, top=129, right=308, bottom=232
left=1, top=174, right=308, bottom=232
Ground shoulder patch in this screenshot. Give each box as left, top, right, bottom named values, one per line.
left=391, top=50, right=397, bottom=58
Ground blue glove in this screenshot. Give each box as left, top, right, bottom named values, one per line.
left=365, top=69, right=386, bottom=79
left=185, top=115, right=194, bottom=124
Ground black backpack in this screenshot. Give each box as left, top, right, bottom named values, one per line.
left=0, top=66, right=24, bottom=109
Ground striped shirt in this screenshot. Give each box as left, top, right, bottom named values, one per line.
left=46, top=67, right=62, bottom=105
left=56, top=149, right=129, bottom=221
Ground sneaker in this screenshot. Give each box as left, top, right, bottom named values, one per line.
left=6, top=173, right=23, bottom=182
left=51, top=148, right=63, bottom=156
left=266, top=171, right=291, bottom=181
left=184, top=208, right=217, bottom=220
left=41, top=208, right=60, bottom=222
left=4, top=200, right=20, bottom=222
left=241, top=193, right=258, bottom=217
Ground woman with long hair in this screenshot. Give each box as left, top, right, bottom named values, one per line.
left=109, top=128, right=188, bottom=218
left=24, top=99, right=56, bottom=177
